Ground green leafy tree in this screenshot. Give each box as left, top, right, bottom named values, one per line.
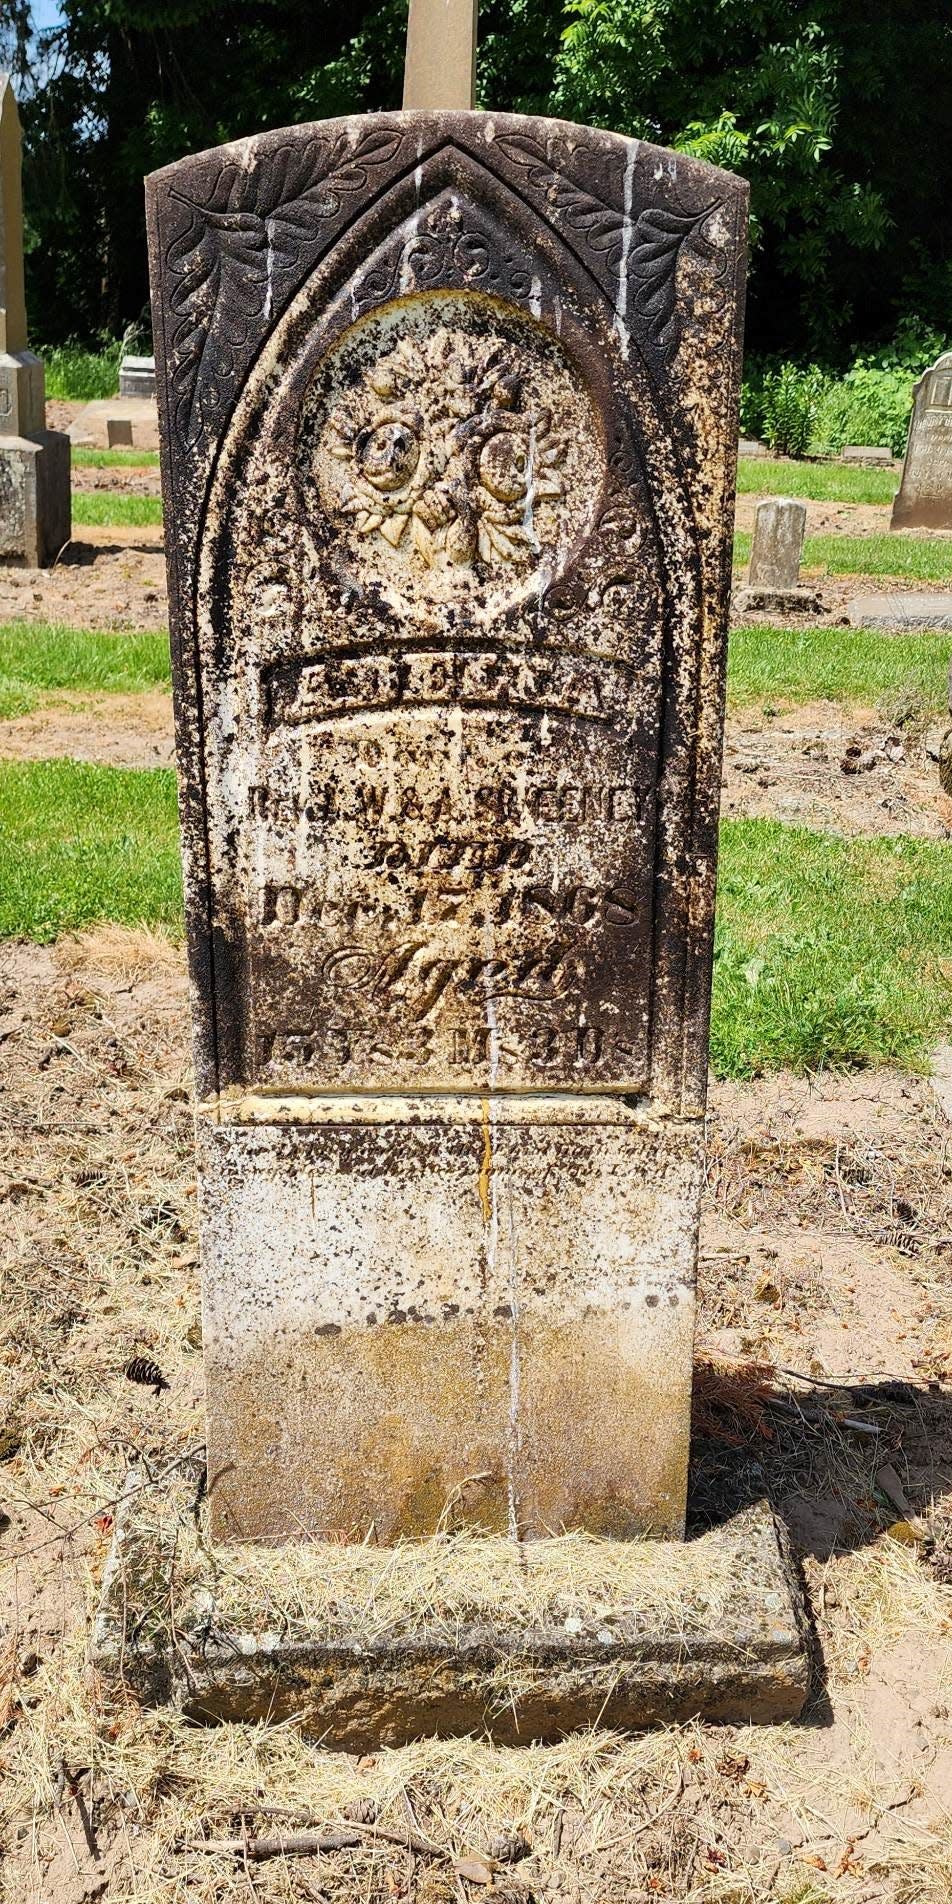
left=6, top=0, right=952, bottom=361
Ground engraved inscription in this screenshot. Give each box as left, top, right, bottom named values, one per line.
left=266, top=646, right=627, bottom=727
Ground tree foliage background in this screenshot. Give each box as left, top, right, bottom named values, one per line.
left=2, top=0, right=951, bottom=360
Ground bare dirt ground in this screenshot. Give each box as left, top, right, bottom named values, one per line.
left=722, top=701, right=952, bottom=838
left=3, top=930, right=952, bottom=1901
left=0, top=527, right=167, bottom=632
left=0, top=691, right=176, bottom=769
left=70, top=465, right=162, bottom=497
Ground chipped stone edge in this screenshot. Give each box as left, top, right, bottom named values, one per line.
left=92, top=1477, right=811, bottom=1745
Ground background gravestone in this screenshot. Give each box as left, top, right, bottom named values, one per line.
left=0, top=75, right=70, bottom=567
left=891, top=352, right=952, bottom=531
left=734, top=495, right=820, bottom=616
left=148, top=110, right=748, bottom=1545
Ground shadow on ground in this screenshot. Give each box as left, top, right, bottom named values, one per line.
left=688, top=1357, right=952, bottom=1564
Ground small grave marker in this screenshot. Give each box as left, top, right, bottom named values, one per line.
left=735, top=496, right=821, bottom=616
left=841, top=445, right=893, bottom=467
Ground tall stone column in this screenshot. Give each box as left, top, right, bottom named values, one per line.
left=0, top=74, right=70, bottom=567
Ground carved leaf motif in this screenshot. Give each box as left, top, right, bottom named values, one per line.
left=496, top=134, right=723, bottom=359
left=630, top=202, right=722, bottom=356
left=167, top=129, right=404, bottom=446
left=495, top=134, right=625, bottom=266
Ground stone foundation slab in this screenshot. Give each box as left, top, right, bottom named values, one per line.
left=848, top=591, right=952, bottom=630
left=733, top=584, right=823, bottom=617
left=92, top=1473, right=810, bottom=1746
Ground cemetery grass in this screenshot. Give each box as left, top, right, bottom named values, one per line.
left=734, top=528, right=952, bottom=581
left=43, top=338, right=123, bottom=401
left=71, top=491, right=164, bottom=528
left=72, top=446, right=161, bottom=469
left=736, top=457, right=899, bottom=505
left=0, top=621, right=171, bottom=719
left=0, top=761, right=181, bottom=939
left=726, top=622, right=952, bottom=714
left=5, top=931, right=952, bottom=1901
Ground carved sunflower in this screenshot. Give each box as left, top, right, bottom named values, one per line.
left=323, top=327, right=566, bottom=569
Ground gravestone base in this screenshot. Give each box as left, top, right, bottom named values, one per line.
left=93, top=1472, right=810, bottom=1744
left=118, top=354, right=156, bottom=399
left=0, top=427, right=70, bottom=565
left=733, top=583, right=823, bottom=617
left=198, top=1100, right=702, bottom=1546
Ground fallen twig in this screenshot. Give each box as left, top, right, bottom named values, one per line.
left=194, top=1832, right=363, bottom=1861
left=191, top=1817, right=447, bottom=1862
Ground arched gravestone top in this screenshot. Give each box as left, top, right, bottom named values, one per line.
left=148, top=111, right=748, bottom=1121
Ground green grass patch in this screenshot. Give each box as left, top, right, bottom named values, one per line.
left=734, top=529, right=952, bottom=582
left=71, top=492, right=163, bottom=528
left=727, top=623, right=952, bottom=712
left=0, top=758, right=948, bottom=1079
left=713, top=822, right=952, bottom=1076
left=72, top=447, right=160, bottom=469
left=0, top=622, right=171, bottom=719
left=736, top=458, right=898, bottom=506
left=44, top=341, right=122, bottom=402
left=0, top=761, right=181, bottom=940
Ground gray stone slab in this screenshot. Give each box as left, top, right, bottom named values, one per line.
left=93, top=1472, right=810, bottom=1744
left=738, top=437, right=769, bottom=458
left=734, top=583, right=823, bottom=617
left=119, top=354, right=156, bottom=399
left=848, top=591, right=952, bottom=630
left=841, top=445, right=893, bottom=466
left=67, top=396, right=158, bottom=450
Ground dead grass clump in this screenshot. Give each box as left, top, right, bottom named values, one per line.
left=55, top=921, right=185, bottom=985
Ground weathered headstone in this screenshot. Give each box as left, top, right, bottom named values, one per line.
left=749, top=497, right=806, bottom=587
left=0, top=75, right=70, bottom=566
left=89, top=83, right=811, bottom=1735
left=119, top=353, right=156, bottom=399
left=147, top=111, right=750, bottom=1549
left=892, top=353, right=952, bottom=531
left=735, top=495, right=820, bottom=615
left=107, top=416, right=134, bottom=448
